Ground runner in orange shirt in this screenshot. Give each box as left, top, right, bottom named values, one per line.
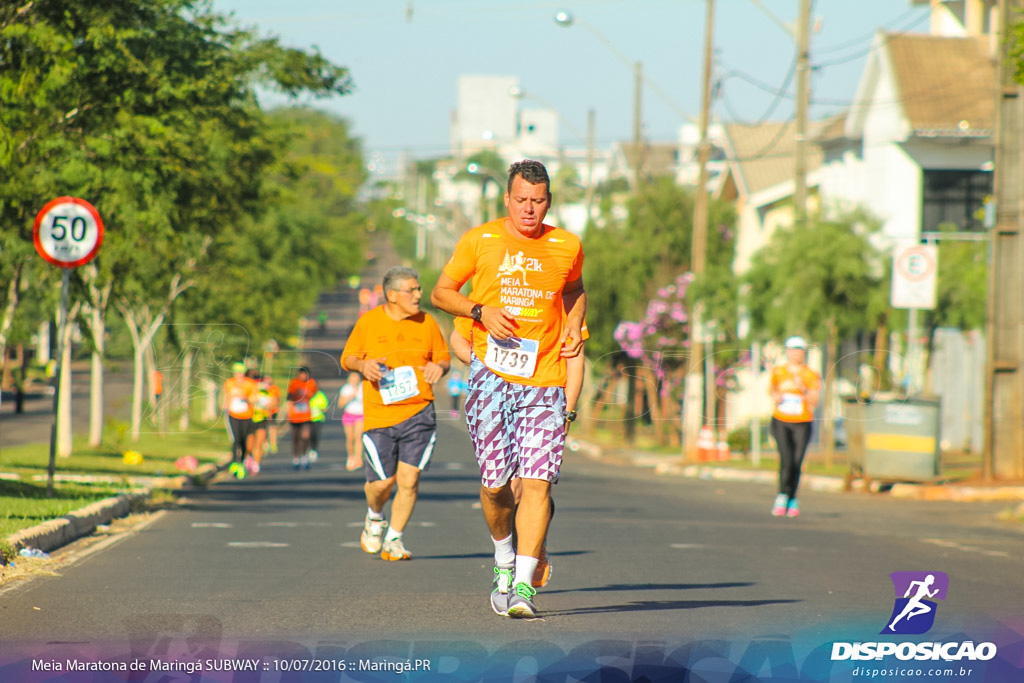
left=431, top=159, right=586, bottom=619
left=265, top=376, right=282, bottom=454
left=222, top=362, right=258, bottom=479
left=285, top=366, right=318, bottom=470
left=449, top=314, right=589, bottom=590
left=342, top=266, right=450, bottom=562
left=768, top=336, right=821, bottom=518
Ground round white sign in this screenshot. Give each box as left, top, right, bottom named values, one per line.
left=33, top=197, right=104, bottom=268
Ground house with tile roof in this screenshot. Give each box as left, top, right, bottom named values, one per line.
left=819, top=30, right=994, bottom=242
left=722, top=0, right=996, bottom=276
left=717, top=120, right=824, bottom=274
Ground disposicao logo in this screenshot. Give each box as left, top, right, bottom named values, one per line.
left=831, top=571, right=998, bottom=663
left=882, top=570, right=948, bottom=635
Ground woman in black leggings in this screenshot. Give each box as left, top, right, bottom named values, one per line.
left=768, top=336, right=821, bottom=518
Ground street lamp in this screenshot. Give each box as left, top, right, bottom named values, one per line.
left=554, top=10, right=644, bottom=187
left=466, top=162, right=503, bottom=222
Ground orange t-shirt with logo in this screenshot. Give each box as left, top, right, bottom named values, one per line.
left=453, top=315, right=589, bottom=344
left=443, top=219, right=584, bottom=388
left=770, top=364, right=821, bottom=423
left=341, top=306, right=450, bottom=430
left=287, top=377, right=318, bottom=423
left=223, top=376, right=258, bottom=420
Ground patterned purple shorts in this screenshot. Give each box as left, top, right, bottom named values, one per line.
left=465, top=357, right=567, bottom=488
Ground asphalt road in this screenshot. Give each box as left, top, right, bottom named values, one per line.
left=1, top=414, right=1022, bottom=680
left=2, top=238, right=1022, bottom=680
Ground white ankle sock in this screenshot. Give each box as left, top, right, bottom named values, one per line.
left=384, top=527, right=402, bottom=543
left=515, top=554, right=539, bottom=585
left=492, top=534, right=515, bottom=566
left=367, top=508, right=384, bottom=521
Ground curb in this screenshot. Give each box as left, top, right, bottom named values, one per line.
left=2, top=460, right=224, bottom=561
left=5, top=492, right=145, bottom=555
left=571, top=438, right=1024, bottom=503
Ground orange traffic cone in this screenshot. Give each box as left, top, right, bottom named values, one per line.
left=697, top=426, right=715, bottom=461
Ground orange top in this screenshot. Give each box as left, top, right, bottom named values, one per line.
left=342, top=306, right=450, bottom=430
left=152, top=370, right=163, bottom=396
left=287, top=377, right=318, bottom=422
left=453, top=315, right=589, bottom=343
left=268, top=384, right=282, bottom=414
left=770, top=364, right=821, bottom=423
left=443, top=219, right=584, bottom=387
left=223, top=376, right=258, bottom=420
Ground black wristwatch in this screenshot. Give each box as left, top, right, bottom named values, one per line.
left=565, top=409, right=577, bottom=423
left=470, top=303, right=483, bottom=322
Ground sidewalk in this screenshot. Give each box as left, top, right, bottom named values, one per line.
left=567, top=436, right=1024, bottom=505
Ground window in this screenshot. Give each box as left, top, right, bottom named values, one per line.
left=921, top=170, right=992, bottom=232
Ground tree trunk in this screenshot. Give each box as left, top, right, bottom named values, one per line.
left=821, top=320, right=839, bottom=469
left=131, top=342, right=146, bottom=442
left=203, top=376, right=218, bottom=422
left=179, top=347, right=196, bottom=430
left=0, top=261, right=24, bottom=385
left=57, top=302, right=82, bottom=457
left=88, top=304, right=106, bottom=447
left=119, top=304, right=166, bottom=443
left=623, top=368, right=637, bottom=443
left=639, top=365, right=663, bottom=444
left=84, top=274, right=113, bottom=447
left=584, top=366, right=614, bottom=437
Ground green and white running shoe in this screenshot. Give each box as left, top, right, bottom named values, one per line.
left=507, top=582, right=538, bottom=619
left=490, top=565, right=514, bottom=616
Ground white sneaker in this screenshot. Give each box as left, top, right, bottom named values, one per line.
left=360, top=515, right=387, bottom=554
left=309, top=450, right=319, bottom=462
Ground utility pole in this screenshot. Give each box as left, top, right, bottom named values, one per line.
left=633, top=62, right=644, bottom=188
left=985, top=0, right=1024, bottom=480
left=584, top=108, right=596, bottom=226
left=793, top=0, right=811, bottom=227
left=683, top=0, right=715, bottom=460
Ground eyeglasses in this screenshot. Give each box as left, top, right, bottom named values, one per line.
left=395, top=286, right=423, bottom=294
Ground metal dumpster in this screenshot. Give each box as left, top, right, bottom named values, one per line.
left=843, top=397, right=941, bottom=481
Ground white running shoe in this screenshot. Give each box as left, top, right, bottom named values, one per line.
left=360, top=515, right=387, bottom=554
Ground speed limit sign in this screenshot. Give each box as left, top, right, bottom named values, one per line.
left=33, top=197, right=104, bottom=268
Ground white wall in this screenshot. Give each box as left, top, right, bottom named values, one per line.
left=452, top=75, right=519, bottom=157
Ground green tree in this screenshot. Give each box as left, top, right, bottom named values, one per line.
left=0, top=0, right=355, bottom=443
left=583, top=177, right=735, bottom=360
left=583, top=178, right=735, bottom=444
left=925, top=223, right=988, bottom=332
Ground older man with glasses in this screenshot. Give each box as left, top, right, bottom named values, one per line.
left=341, top=266, right=450, bottom=561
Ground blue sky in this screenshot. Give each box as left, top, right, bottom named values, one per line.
left=210, top=0, right=931, bottom=172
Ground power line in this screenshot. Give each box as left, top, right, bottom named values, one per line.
left=813, top=6, right=924, bottom=55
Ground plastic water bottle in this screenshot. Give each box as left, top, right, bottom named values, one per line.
left=18, top=547, right=49, bottom=559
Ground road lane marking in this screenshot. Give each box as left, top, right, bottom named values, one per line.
left=227, top=542, right=290, bottom=548
left=922, top=538, right=1013, bottom=559
left=191, top=523, right=232, bottom=528
left=344, top=521, right=434, bottom=527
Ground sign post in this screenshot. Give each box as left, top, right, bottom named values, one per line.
left=33, top=197, right=104, bottom=496
left=890, top=242, right=938, bottom=395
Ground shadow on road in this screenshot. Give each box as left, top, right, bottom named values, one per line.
left=544, top=597, right=801, bottom=617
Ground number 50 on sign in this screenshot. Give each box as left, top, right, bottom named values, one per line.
left=33, top=197, right=104, bottom=268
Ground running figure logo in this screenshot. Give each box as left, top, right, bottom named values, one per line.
left=881, top=571, right=949, bottom=635
left=497, top=250, right=531, bottom=286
